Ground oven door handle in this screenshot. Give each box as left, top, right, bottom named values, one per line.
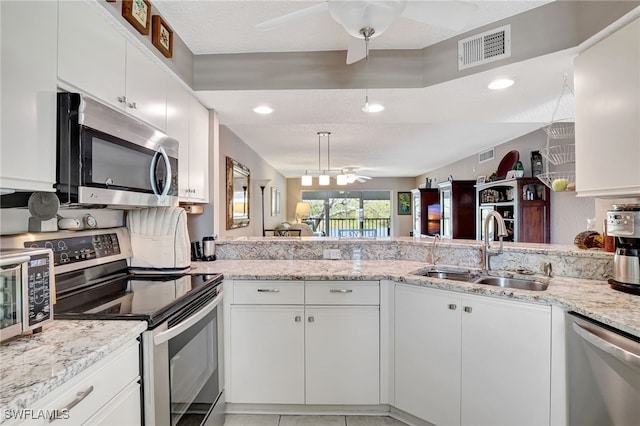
left=154, top=291, right=222, bottom=346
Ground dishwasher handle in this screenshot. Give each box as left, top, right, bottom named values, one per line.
left=572, top=320, right=640, bottom=371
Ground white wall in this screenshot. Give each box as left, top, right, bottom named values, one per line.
left=416, top=129, right=596, bottom=245
left=285, top=177, right=416, bottom=237
left=215, top=126, right=287, bottom=239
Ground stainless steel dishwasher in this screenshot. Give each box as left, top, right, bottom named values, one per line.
left=567, top=312, right=640, bottom=425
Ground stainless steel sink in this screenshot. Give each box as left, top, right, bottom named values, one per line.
left=410, top=267, right=477, bottom=282
left=472, top=276, right=548, bottom=291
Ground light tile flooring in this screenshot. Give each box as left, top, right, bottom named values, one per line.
left=224, top=414, right=408, bottom=426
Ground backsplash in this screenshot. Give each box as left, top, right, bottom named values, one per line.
left=213, top=238, right=613, bottom=281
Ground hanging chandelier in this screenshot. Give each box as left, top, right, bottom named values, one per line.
left=301, top=132, right=348, bottom=186
left=361, top=28, right=384, bottom=113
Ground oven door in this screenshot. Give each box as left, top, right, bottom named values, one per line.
left=143, top=290, right=223, bottom=426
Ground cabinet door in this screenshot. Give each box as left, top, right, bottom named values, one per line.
left=125, top=44, right=167, bottom=131
left=305, top=306, right=379, bottom=405
left=519, top=202, right=548, bottom=243
left=229, top=306, right=304, bottom=404
left=1, top=0, right=57, bottom=192
left=166, top=82, right=191, bottom=199
left=395, top=285, right=461, bottom=426
left=58, top=0, right=126, bottom=110
left=461, top=295, right=551, bottom=426
left=186, top=96, right=209, bottom=202
left=575, top=18, right=640, bottom=197
left=84, top=380, right=141, bottom=426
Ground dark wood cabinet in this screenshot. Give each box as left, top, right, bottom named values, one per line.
left=476, top=178, right=550, bottom=243
left=411, top=188, right=440, bottom=236
left=439, top=180, right=476, bottom=239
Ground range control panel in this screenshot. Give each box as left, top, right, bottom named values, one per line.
left=24, top=233, right=121, bottom=266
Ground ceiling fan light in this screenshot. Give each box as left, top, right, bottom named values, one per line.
left=301, top=175, right=313, bottom=186
left=346, top=174, right=357, bottom=184
left=488, top=78, right=515, bottom=90
left=253, top=105, right=273, bottom=114
left=319, top=174, right=330, bottom=186
left=336, top=174, right=348, bottom=186
left=362, top=102, right=384, bottom=113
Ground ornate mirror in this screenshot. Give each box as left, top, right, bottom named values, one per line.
left=226, top=156, right=250, bottom=229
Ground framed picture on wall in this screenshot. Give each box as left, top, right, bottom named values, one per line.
left=122, top=0, right=151, bottom=35
left=398, top=192, right=411, bottom=215
left=151, top=15, right=173, bottom=58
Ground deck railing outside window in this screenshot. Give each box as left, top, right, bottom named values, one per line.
left=307, top=217, right=390, bottom=237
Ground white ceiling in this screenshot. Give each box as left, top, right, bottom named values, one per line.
left=153, top=0, right=578, bottom=179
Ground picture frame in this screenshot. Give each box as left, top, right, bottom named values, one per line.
left=271, top=187, right=281, bottom=216
left=151, top=15, right=173, bottom=58
left=476, top=175, right=486, bottom=184
left=397, top=192, right=411, bottom=215
left=505, top=170, right=516, bottom=179
left=122, top=0, right=151, bottom=35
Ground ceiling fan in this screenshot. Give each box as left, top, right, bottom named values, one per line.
left=342, top=167, right=372, bottom=183
left=256, top=0, right=478, bottom=64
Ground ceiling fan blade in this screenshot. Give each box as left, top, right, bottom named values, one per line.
left=346, top=35, right=367, bottom=64
left=256, top=2, right=328, bottom=31
left=401, top=0, right=478, bottom=31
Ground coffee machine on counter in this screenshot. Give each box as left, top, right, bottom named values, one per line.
left=606, top=204, right=640, bottom=294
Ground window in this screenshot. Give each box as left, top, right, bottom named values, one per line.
left=301, top=191, right=391, bottom=237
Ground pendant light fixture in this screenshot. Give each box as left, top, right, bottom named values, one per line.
left=361, top=28, right=384, bottom=113
left=300, top=132, right=348, bottom=186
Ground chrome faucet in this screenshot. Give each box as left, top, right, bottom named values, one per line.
left=428, top=233, right=441, bottom=265
left=483, top=211, right=508, bottom=272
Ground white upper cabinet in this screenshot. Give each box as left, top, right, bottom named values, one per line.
left=58, top=0, right=166, bottom=131
left=167, top=81, right=210, bottom=204
left=186, top=96, right=210, bottom=202
left=575, top=18, right=640, bottom=197
left=1, top=1, right=58, bottom=192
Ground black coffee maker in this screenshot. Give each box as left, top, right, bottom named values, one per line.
left=607, top=204, right=640, bottom=294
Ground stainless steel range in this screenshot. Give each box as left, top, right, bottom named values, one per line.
left=1, top=228, right=224, bottom=426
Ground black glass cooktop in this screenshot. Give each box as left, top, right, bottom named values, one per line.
left=55, top=271, right=223, bottom=329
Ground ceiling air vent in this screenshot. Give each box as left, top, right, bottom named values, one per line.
left=458, top=25, right=511, bottom=70
left=478, top=148, right=495, bottom=164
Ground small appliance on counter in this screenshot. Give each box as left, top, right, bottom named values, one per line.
left=0, top=248, right=55, bottom=341
left=202, top=236, right=216, bottom=261
left=606, top=204, right=640, bottom=294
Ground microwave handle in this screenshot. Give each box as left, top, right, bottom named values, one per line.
left=150, top=147, right=172, bottom=203
left=0, top=255, right=30, bottom=268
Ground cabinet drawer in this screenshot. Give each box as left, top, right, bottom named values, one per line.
left=233, top=280, right=304, bottom=305
left=305, top=281, right=379, bottom=305
left=25, top=341, right=140, bottom=425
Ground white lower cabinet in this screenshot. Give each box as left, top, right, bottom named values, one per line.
left=12, top=340, right=141, bottom=425
left=395, top=284, right=551, bottom=426
left=230, top=305, right=305, bottom=404
left=228, top=280, right=380, bottom=405
left=305, top=306, right=379, bottom=404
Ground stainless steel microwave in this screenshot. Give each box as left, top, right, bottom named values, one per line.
left=0, top=248, right=55, bottom=342
left=56, top=92, right=179, bottom=208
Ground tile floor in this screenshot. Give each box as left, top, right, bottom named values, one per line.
left=223, top=414, right=408, bottom=426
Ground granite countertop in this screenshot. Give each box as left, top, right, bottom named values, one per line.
left=192, top=259, right=640, bottom=338
left=0, top=320, right=147, bottom=421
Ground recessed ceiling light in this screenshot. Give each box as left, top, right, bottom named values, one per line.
left=488, top=78, right=515, bottom=90
left=253, top=105, right=273, bottom=114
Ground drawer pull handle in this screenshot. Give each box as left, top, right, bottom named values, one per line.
left=257, top=288, right=280, bottom=293
left=308, top=316, right=315, bottom=323
left=448, top=304, right=457, bottom=310
left=329, top=289, right=353, bottom=293
left=464, top=306, right=472, bottom=313
left=295, top=316, right=301, bottom=322
left=50, top=385, right=94, bottom=422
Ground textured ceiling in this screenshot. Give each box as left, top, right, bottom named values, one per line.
left=150, top=1, right=593, bottom=179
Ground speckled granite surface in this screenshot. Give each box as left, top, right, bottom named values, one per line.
left=193, top=258, right=640, bottom=338
left=0, top=320, right=147, bottom=422
left=214, top=237, right=613, bottom=280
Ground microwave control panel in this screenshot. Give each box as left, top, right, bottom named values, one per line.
left=24, top=233, right=121, bottom=266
